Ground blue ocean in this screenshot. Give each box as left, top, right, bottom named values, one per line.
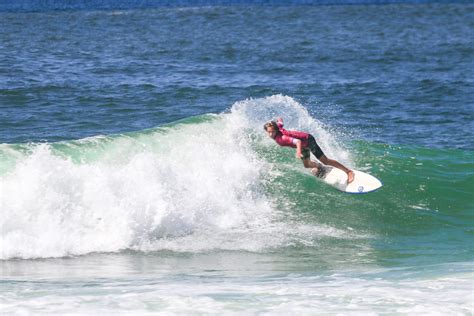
left=1, top=1, right=473, bottom=314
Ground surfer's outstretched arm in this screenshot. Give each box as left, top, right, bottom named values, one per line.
left=295, top=139, right=319, bottom=168
left=295, top=139, right=303, bottom=159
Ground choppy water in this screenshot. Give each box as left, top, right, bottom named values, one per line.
left=1, top=2, right=473, bottom=315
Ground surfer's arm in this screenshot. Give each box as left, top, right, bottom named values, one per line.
left=277, top=117, right=284, bottom=128
left=294, top=139, right=303, bottom=158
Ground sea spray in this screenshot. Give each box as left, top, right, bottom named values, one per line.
left=230, top=94, right=353, bottom=165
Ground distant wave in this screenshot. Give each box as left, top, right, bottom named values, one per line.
left=1, top=0, right=471, bottom=13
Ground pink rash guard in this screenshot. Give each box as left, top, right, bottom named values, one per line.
left=274, top=118, right=309, bottom=148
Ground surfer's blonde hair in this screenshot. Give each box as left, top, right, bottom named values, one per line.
left=263, top=121, right=278, bottom=131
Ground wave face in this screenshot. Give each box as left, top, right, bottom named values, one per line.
left=1, top=96, right=472, bottom=262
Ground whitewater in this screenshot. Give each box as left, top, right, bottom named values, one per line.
left=0, top=96, right=351, bottom=259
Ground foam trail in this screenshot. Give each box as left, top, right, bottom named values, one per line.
left=0, top=96, right=359, bottom=259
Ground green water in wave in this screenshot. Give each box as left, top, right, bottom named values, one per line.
left=0, top=114, right=221, bottom=175
left=262, top=140, right=473, bottom=267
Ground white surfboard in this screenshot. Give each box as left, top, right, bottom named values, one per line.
left=311, top=164, right=382, bottom=194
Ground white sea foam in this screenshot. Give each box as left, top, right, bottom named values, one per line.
left=2, top=262, right=472, bottom=315
left=0, top=96, right=357, bottom=259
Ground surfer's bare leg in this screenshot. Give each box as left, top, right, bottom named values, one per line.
left=304, top=159, right=326, bottom=178
left=302, top=158, right=319, bottom=169
left=319, top=155, right=354, bottom=183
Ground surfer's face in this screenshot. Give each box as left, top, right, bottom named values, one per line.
left=265, top=126, right=277, bottom=139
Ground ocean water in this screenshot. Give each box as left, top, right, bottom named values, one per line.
left=1, top=2, right=473, bottom=315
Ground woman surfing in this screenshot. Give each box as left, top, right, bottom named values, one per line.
left=264, top=118, right=354, bottom=184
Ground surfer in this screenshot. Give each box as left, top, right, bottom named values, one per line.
left=264, top=118, right=354, bottom=183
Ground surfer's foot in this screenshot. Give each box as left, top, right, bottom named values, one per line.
left=347, top=170, right=355, bottom=184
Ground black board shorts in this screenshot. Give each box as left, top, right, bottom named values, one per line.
left=301, top=135, right=324, bottom=160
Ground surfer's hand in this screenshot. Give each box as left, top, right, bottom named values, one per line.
left=296, top=152, right=303, bottom=159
